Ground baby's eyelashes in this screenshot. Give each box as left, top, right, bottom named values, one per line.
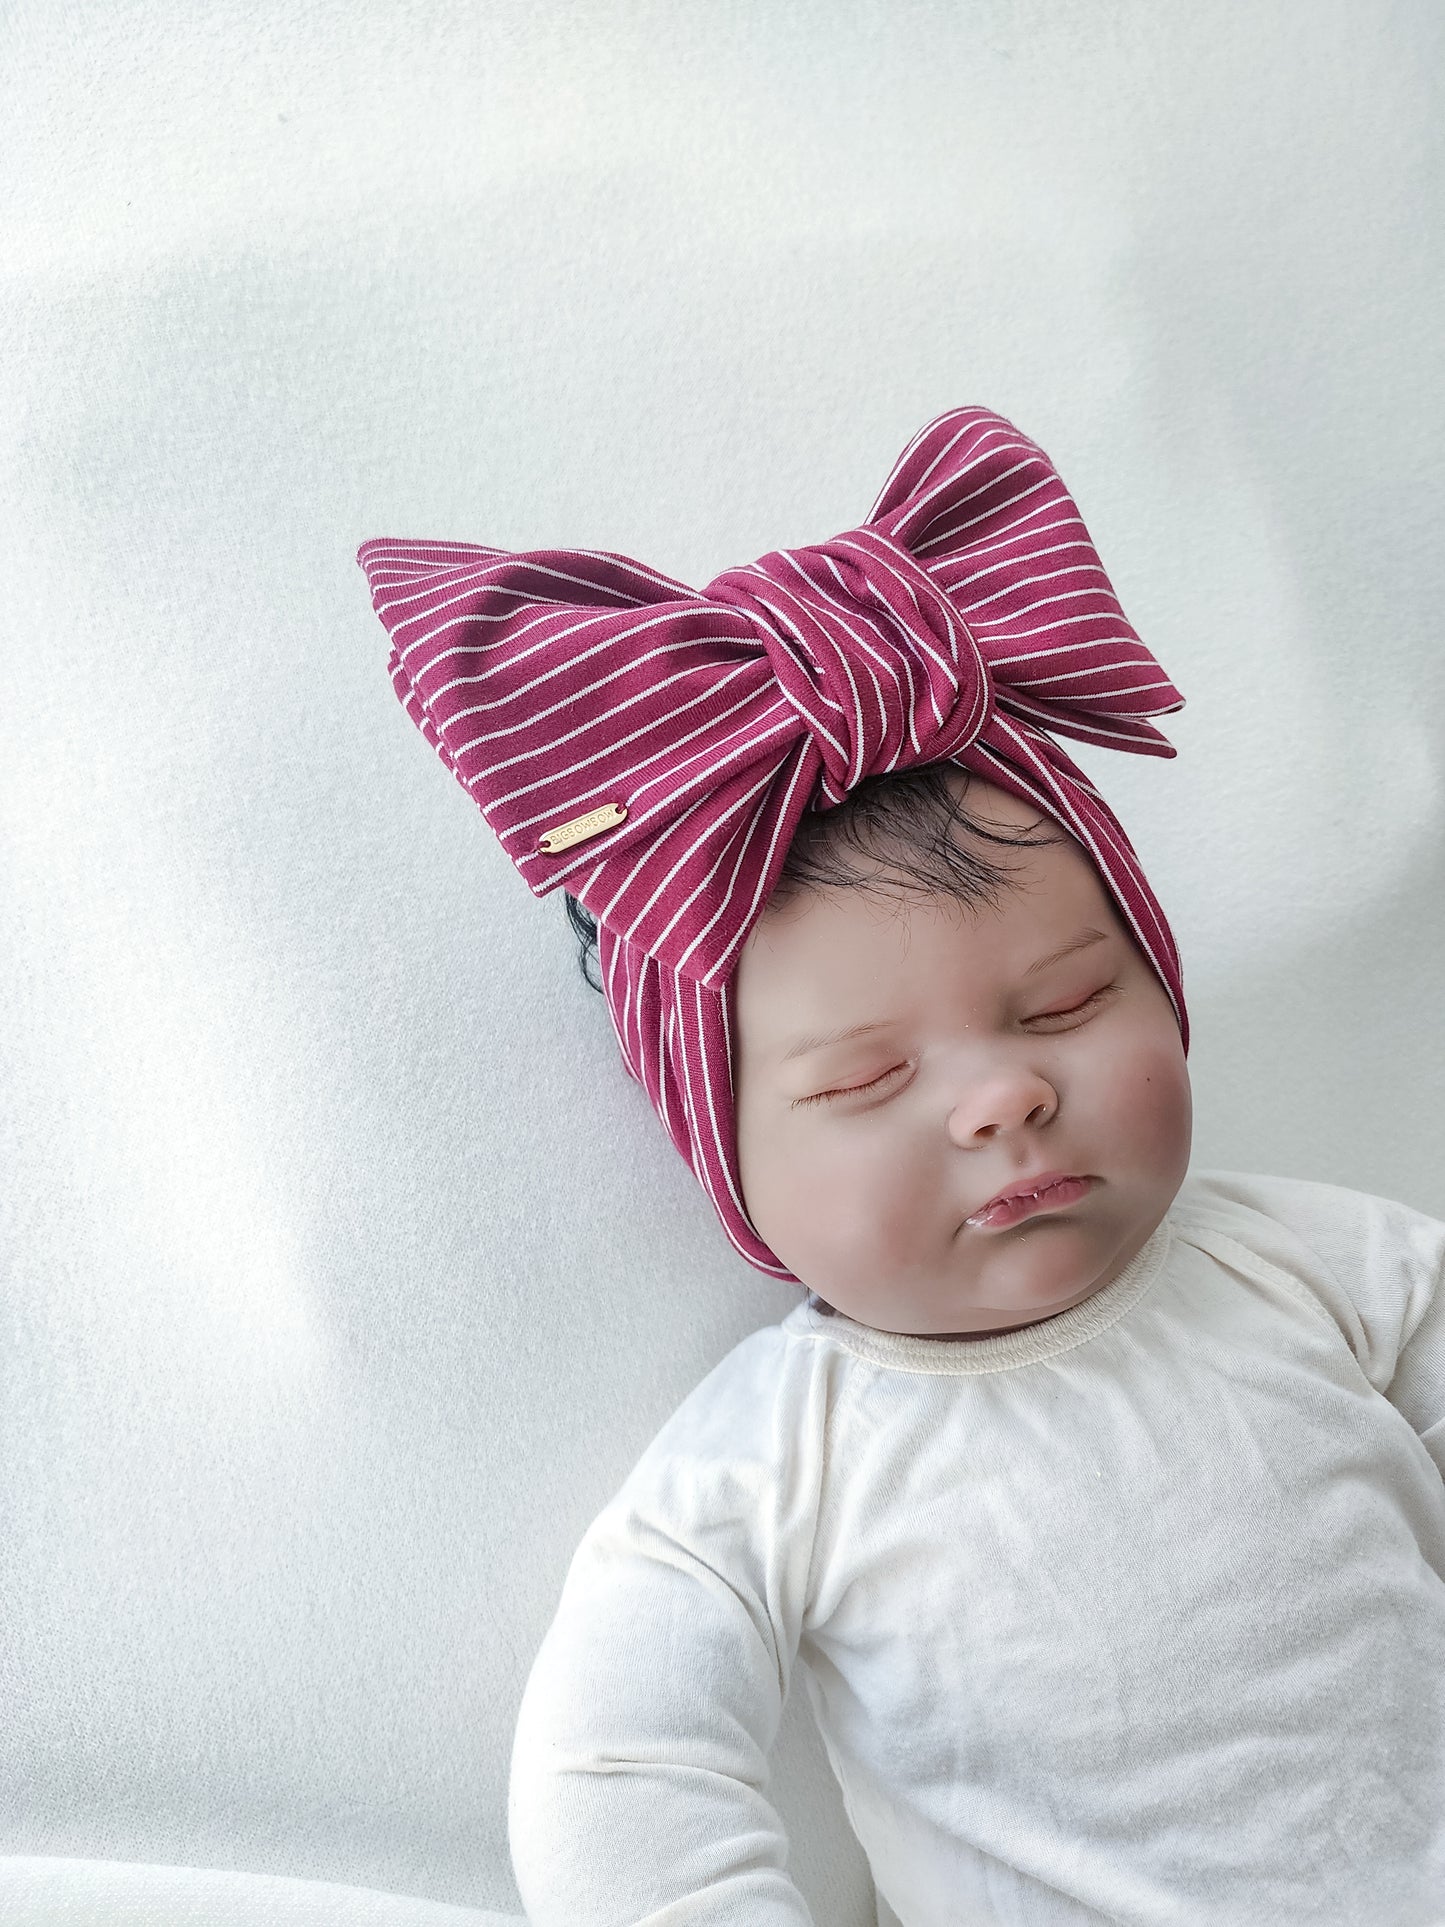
left=793, top=1063, right=912, bottom=1108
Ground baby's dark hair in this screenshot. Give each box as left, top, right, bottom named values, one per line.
left=562, top=761, right=1063, bottom=993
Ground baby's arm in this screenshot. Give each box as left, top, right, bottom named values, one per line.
left=508, top=1335, right=824, bottom=1925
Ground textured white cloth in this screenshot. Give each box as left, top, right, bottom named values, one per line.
left=508, top=1170, right=1445, bottom=1925
left=0, top=1858, right=524, bottom=1927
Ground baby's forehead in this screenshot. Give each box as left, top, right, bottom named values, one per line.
left=739, top=850, right=1120, bottom=1029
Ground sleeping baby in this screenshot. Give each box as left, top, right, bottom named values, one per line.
left=358, top=407, right=1445, bottom=1924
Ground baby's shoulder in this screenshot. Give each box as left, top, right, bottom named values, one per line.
left=1171, top=1165, right=1436, bottom=1257
left=571, top=1317, right=848, bottom=1581
left=615, top=1316, right=832, bottom=1488
left=1170, top=1166, right=1445, bottom=1387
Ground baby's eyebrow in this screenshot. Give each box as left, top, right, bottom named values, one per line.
left=782, top=1020, right=896, bottom=1064
left=779, top=928, right=1113, bottom=1063
left=1021, top=926, right=1111, bottom=979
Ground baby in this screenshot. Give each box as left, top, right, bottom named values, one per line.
left=358, top=408, right=1445, bottom=1924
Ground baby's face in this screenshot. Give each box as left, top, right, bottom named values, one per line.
left=732, top=777, right=1192, bottom=1338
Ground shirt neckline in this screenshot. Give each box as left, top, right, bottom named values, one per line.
left=784, top=1215, right=1173, bottom=1374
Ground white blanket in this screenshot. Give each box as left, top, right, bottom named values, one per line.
left=0, top=1858, right=523, bottom=1927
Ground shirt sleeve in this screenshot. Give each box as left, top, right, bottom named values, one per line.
left=1182, top=1168, right=1445, bottom=1476
left=507, top=1328, right=829, bottom=1925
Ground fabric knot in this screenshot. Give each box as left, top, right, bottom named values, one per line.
left=702, top=528, right=993, bottom=807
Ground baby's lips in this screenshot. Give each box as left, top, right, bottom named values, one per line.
left=965, top=1175, right=1094, bottom=1230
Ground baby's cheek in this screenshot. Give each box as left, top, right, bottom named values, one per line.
left=832, top=1140, right=942, bottom=1268
left=1107, top=1031, right=1191, bottom=1166
left=784, top=1140, right=911, bottom=1271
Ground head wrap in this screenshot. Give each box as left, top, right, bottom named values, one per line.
left=357, top=406, right=1186, bottom=1281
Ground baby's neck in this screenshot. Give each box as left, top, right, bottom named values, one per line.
left=809, top=1293, right=1072, bottom=1342
left=914, top=1314, right=1057, bottom=1341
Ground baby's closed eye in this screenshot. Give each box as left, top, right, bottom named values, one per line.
left=793, top=984, right=1119, bottom=1108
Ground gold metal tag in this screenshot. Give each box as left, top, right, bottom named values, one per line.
left=537, top=800, right=628, bottom=856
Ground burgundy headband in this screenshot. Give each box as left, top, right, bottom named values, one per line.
left=358, top=406, right=1187, bottom=1281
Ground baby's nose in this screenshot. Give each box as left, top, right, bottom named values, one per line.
left=948, top=1070, right=1058, bottom=1141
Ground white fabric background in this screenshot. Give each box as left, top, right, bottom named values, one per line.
left=2, top=2, right=1442, bottom=1921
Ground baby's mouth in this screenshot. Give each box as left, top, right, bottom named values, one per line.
left=964, top=1174, right=1094, bottom=1232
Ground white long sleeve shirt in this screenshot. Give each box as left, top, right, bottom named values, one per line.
left=507, top=1170, right=1445, bottom=1924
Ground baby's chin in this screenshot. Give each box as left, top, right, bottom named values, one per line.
left=922, top=1276, right=1106, bottom=1339
left=829, top=1229, right=1116, bottom=1335
left=927, top=1209, right=1167, bottom=1334
left=934, top=1277, right=1106, bottom=1337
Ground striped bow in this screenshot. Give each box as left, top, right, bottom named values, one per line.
left=358, top=408, right=1181, bottom=993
